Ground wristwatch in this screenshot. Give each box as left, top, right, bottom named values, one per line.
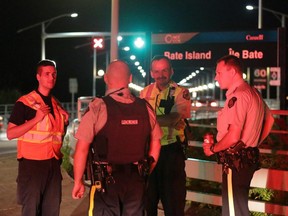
left=210, top=144, right=216, bottom=154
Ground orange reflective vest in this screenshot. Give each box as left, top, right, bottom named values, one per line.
left=17, top=91, right=66, bottom=160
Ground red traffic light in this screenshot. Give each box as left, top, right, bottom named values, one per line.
left=92, top=37, right=104, bottom=49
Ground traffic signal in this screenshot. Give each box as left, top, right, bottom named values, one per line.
left=92, top=37, right=104, bottom=49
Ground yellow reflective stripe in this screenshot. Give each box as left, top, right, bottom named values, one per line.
left=88, top=185, right=97, bottom=216
left=145, top=83, right=154, bottom=99
left=22, top=130, right=62, bottom=135
left=227, top=168, right=235, bottom=216
left=19, top=132, right=62, bottom=144
left=18, top=138, right=62, bottom=145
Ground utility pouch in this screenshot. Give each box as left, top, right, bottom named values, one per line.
left=217, top=141, right=260, bottom=173
left=137, top=156, right=155, bottom=179
left=90, top=161, right=115, bottom=193
left=87, top=144, right=115, bottom=193
left=216, top=141, right=246, bottom=173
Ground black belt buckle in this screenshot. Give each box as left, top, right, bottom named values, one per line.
left=111, top=163, right=138, bottom=173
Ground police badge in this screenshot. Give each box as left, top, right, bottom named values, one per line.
left=228, top=97, right=237, bottom=108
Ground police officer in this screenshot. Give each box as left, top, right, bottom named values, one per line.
left=72, top=60, right=162, bottom=216
left=7, top=59, right=69, bottom=216
left=140, top=55, right=191, bottom=216
left=203, top=55, right=274, bottom=216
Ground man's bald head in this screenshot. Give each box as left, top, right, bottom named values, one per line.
left=104, top=60, right=132, bottom=89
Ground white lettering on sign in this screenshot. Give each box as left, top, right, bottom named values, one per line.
left=164, top=51, right=183, bottom=60
left=164, top=34, right=181, bottom=44
left=246, top=34, right=264, bottom=41
left=164, top=51, right=212, bottom=60
left=253, top=68, right=267, bottom=90
left=242, top=50, right=263, bottom=59
left=254, top=68, right=267, bottom=78
left=185, top=51, right=211, bottom=59
left=121, top=120, right=138, bottom=125
left=228, top=48, right=240, bottom=58
left=228, top=48, right=263, bottom=59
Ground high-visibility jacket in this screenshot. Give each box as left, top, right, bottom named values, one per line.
left=17, top=91, right=66, bottom=160
left=140, top=81, right=190, bottom=146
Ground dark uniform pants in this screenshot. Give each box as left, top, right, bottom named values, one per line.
left=145, top=142, right=186, bottom=216
left=222, top=163, right=259, bottom=216
left=89, top=164, right=146, bottom=216
left=17, top=158, right=62, bottom=216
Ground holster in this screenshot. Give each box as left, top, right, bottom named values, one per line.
left=89, top=161, right=115, bottom=193
left=216, top=141, right=260, bottom=173
left=137, top=156, right=155, bottom=179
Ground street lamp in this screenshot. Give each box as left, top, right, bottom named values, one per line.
left=246, top=4, right=288, bottom=29
left=17, top=13, right=78, bottom=59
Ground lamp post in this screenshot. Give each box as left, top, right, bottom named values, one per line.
left=17, top=13, right=78, bottom=60
left=110, top=0, right=119, bottom=62
left=246, top=2, right=288, bottom=29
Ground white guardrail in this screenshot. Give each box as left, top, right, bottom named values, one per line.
left=1, top=102, right=287, bottom=214
left=187, top=107, right=288, bottom=215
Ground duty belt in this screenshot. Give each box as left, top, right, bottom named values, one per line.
left=216, top=141, right=260, bottom=173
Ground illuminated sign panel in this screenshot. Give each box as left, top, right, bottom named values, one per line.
left=151, top=30, right=278, bottom=68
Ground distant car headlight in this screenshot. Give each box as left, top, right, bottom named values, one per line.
left=195, top=101, right=203, bottom=107
left=210, top=101, right=218, bottom=107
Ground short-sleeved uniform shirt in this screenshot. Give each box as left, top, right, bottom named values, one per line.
left=75, top=88, right=162, bottom=146
left=217, top=79, right=266, bottom=147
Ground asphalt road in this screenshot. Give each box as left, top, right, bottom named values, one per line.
left=0, top=134, right=90, bottom=216
left=0, top=131, right=167, bottom=216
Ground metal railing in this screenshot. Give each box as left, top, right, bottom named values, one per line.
left=1, top=102, right=287, bottom=214
left=0, top=103, right=77, bottom=127
left=187, top=106, right=288, bottom=215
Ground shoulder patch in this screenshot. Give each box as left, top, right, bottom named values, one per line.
left=182, top=89, right=190, bottom=100
left=228, top=97, right=237, bottom=108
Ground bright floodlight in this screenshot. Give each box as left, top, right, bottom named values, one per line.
left=123, top=46, right=130, bottom=51
left=246, top=5, right=255, bottom=10
left=243, top=73, right=247, bottom=80
left=134, top=61, right=140, bottom=66
left=98, top=69, right=105, bottom=77
left=117, top=36, right=123, bottom=41
left=71, top=13, right=78, bottom=18
left=134, top=37, right=144, bottom=48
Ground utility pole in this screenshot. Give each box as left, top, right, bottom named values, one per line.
left=110, top=0, right=119, bottom=62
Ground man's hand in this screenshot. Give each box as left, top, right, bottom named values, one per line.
left=174, top=119, right=186, bottom=130
left=35, top=105, right=50, bottom=122
left=72, top=181, right=85, bottom=199
left=203, top=142, right=214, bottom=156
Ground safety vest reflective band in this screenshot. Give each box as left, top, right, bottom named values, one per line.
left=141, top=82, right=185, bottom=146
left=17, top=91, right=66, bottom=160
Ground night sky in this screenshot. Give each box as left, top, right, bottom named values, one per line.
left=1, top=0, right=287, bottom=102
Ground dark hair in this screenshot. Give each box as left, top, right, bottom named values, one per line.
left=151, top=55, right=172, bottom=69
left=36, top=59, right=56, bottom=74
left=216, top=55, right=243, bottom=74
